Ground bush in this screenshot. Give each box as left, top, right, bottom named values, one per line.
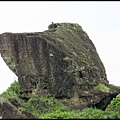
left=1, top=80, right=120, bottom=119
left=106, top=94, right=120, bottom=113
left=42, top=110, right=80, bottom=119
left=24, top=94, right=69, bottom=118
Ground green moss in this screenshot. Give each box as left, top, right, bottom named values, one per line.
left=94, top=83, right=110, bottom=92
left=80, top=58, right=88, bottom=65
left=72, top=52, right=77, bottom=56
left=63, top=56, right=71, bottom=61
left=83, top=91, right=89, bottom=94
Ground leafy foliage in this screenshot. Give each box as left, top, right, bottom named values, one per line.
left=106, top=94, right=120, bottom=113
left=24, top=94, right=69, bottom=117
left=0, top=80, right=21, bottom=98
left=42, top=110, right=80, bottom=119
left=78, top=107, right=120, bottom=119
left=0, top=80, right=120, bottom=119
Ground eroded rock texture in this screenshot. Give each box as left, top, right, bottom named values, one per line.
left=0, top=23, right=118, bottom=110
left=0, top=97, right=38, bottom=119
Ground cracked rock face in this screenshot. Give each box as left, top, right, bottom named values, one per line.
left=0, top=23, right=118, bottom=110
left=0, top=97, right=38, bottom=119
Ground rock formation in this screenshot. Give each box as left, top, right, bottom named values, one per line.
left=0, top=23, right=119, bottom=111
left=0, top=97, right=38, bottom=119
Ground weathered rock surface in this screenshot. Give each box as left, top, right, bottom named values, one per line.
left=0, top=23, right=119, bottom=111
left=88, top=92, right=118, bottom=110
left=0, top=97, right=38, bottom=119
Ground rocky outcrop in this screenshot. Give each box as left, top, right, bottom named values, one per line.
left=0, top=23, right=119, bottom=110
left=88, top=92, right=118, bottom=110
left=0, top=97, right=38, bottom=119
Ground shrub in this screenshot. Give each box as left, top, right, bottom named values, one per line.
left=1, top=80, right=120, bottom=119
left=24, top=94, right=69, bottom=118
left=106, top=94, right=120, bottom=113
left=42, top=110, right=80, bottom=119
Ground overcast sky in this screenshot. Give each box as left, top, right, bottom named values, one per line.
left=0, top=1, right=120, bottom=93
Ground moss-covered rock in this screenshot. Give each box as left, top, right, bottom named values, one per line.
left=0, top=22, right=119, bottom=111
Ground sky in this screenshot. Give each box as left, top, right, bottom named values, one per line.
left=0, top=1, right=120, bottom=93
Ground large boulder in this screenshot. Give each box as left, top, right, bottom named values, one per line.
left=0, top=23, right=119, bottom=110
left=0, top=97, right=38, bottom=119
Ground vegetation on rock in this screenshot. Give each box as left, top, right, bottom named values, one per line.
left=0, top=81, right=120, bottom=119
left=0, top=22, right=118, bottom=111
left=94, top=83, right=110, bottom=93
left=0, top=23, right=120, bottom=119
